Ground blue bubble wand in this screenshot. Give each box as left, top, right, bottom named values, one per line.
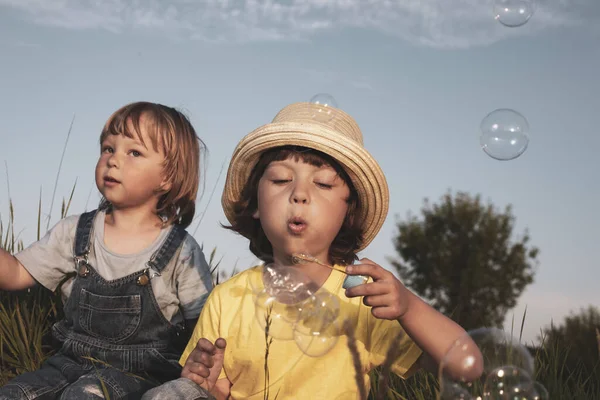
left=291, top=253, right=368, bottom=289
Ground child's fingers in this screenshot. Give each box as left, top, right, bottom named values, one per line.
left=195, top=338, right=217, bottom=355
left=361, top=294, right=390, bottom=308
left=188, top=349, right=215, bottom=368
left=183, top=361, right=211, bottom=379
left=345, top=260, right=389, bottom=281
left=214, top=337, right=227, bottom=351
left=345, top=281, right=387, bottom=298
left=370, top=306, right=402, bottom=320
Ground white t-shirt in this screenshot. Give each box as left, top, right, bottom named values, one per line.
left=15, top=210, right=213, bottom=324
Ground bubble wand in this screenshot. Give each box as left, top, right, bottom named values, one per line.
left=291, top=253, right=368, bottom=289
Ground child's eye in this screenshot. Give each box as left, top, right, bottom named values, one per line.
left=102, top=146, right=113, bottom=154
left=316, top=182, right=333, bottom=189
left=130, top=150, right=142, bottom=157
left=272, top=179, right=290, bottom=185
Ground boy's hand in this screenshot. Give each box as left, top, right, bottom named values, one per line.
left=344, top=258, right=411, bottom=320
left=181, top=338, right=227, bottom=391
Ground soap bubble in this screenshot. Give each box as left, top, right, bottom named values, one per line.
left=527, top=381, right=549, bottom=400
left=261, top=263, right=316, bottom=303
left=480, top=108, right=530, bottom=161
left=294, top=290, right=341, bottom=357
left=309, top=93, right=338, bottom=123
left=483, top=365, right=534, bottom=399
left=252, top=263, right=316, bottom=339
left=438, top=327, right=535, bottom=400
left=254, top=289, right=300, bottom=340
left=494, top=0, right=535, bottom=27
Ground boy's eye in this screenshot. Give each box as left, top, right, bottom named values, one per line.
left=316, top=182, right=333, bottom=189
left=130, top=150, right=142, bottom=157
left=102, top=146, right=113, bottom=154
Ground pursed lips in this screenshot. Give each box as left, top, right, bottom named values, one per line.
left=288, top=216, right=307, bottom=234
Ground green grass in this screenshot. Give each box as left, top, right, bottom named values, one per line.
left=1, top=199, right=599, bottom=399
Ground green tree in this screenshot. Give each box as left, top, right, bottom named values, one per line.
left=389, top=191, right=539, bottom=330
left=539, top=305, right=600, bottom=379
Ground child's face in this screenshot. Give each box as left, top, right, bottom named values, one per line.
left=95, top=117, right=168, bottom=212
left=253, top=157, right=350, bottom=265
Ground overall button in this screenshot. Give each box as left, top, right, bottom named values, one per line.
left=137, top=274, right=150, bottom=286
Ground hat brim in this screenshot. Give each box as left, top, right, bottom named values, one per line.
left=221, top=121, right=389, bottom=252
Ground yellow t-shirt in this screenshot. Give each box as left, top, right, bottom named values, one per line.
left=180, top=265, right=423, bottom=399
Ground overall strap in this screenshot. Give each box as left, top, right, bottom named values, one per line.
left=73, top=209, right=98, bottom=259
left=146, top=225, right=188, bottom=274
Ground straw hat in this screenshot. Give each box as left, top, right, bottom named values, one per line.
left=221, top=102, right=389, bottom=251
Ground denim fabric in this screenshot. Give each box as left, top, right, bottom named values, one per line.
left=141, top=378, right=214, bottom=400
left=0, top=210, right=190, bottom=399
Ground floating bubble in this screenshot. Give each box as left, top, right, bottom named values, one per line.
left=438, top=327, right=535, bottom=400
left=483, top=365, right=534, bottom=399
left=494, top=0, right=535, bottom=27
left=309, top=93, right=338, bottom=123
left=252, top=263, right=317, bottom=340
left=480, top=108, right=529, bottom=161
left=527, top=381, right=549, bottom=400
left=262, top=263, right=316, bottom=304
left=293, top=291, right=341, bottom=357
left=254, top=289, right=299, bottom=340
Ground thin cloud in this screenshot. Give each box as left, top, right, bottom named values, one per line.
left=1, top=0, right=598, bottom=48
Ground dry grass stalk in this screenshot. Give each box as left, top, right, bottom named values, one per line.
left=344, top=319, right=367, bottom=400
left=376, top=333, right=405, bottom=400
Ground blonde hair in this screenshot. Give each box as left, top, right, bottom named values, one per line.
left=99, top=101, right=206, bottom=228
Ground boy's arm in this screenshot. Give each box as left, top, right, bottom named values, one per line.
left=0, top=248, right=36, bottom=290
left=397, top=290, right=483, bottom=380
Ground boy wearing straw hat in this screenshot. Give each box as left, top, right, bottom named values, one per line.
left=143, top=102, right=482, bottom=399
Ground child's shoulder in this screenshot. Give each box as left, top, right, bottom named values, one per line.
left=49, top=212, right=89, bottom=234
left=212, top=265, right=262, bottom=294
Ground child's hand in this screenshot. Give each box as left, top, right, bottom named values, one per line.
left=181, top=337, right=227, bottom=391
left=344, top=258, right=411, bottom=320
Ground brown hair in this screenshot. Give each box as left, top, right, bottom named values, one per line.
left=98, top=101, right=206, bottom=228
left=223, top=146, right=363, bottom=265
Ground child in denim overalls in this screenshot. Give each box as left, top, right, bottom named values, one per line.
left=0, top=102, right=214, bottom=399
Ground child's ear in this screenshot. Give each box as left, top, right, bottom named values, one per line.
left=252, top=209, right=259, bottom=219
left=159, top=179, right=172, bottom=193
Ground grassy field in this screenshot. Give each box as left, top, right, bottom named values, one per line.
left=1, top=199, right=598, bottom=399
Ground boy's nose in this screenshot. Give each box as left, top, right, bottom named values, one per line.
left=292, top=194, right=308, bottom=204
left=291, top=185, right=310, bottom=204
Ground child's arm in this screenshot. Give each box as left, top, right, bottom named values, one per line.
left=345, top=258, right=483, bottom=380
left=175, top=237, right=214, bottom=324
left=5, top=215, right=79, bottom=293
left=0, top=248, right=36, bottom=290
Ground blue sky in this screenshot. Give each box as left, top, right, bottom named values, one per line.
left=1, top=0, right=598, bottom=345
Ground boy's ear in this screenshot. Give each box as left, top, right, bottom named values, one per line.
left=252, top=209, right=259, bottom=219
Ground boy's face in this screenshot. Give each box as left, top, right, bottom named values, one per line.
left=253, top=157, right=350, bottom=265
left=95, top=117, right=168, bottom=212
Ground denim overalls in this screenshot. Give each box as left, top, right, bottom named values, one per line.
left=0, top=210, right=191, bottom=399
